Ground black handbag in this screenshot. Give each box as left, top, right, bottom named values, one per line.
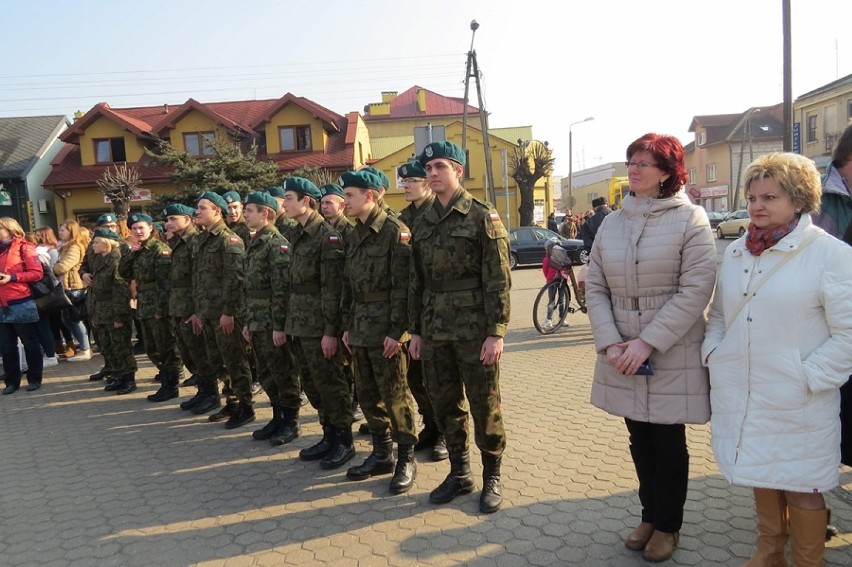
left=25, top=254, right=72, bottom=314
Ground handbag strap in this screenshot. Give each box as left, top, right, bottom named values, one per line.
left=725, top=230, right=819, bottom=330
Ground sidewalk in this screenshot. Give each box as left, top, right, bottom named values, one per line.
left=1, top=269, right=850, bottom=566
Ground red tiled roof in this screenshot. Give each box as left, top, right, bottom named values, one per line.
left=250, top=93, right=342, bottom=132
left=61, top=103, right=157, bottom=144
left=363, top=85, right=479, bottom=121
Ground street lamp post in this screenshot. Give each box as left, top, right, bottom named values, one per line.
left=568, top=117, right=594, bottom=210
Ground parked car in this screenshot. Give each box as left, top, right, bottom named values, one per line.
left=706, top=211, right=727, bottom=229
left=508, top=227, right=587, bottom=269
left=716, top=209, right=750, bottom=239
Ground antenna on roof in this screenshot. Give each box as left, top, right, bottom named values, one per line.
left=461, top=19, right=496, bottom=205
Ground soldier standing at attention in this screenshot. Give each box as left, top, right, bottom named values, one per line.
left=89, top=229, right=135, bottom=394
left=266, top=185, right=298, bottom=240
left=188, top=192, right=255, bottom=429
left=223, top=191, right=252, bottom=243
left=240, top=191, right=302, bottom=446
left=397, top=160, right=447, bottom=462
left=409, top=141, right=511, bottom=513
left=361, top=166, right=397, bottom=218
left=339, top=170, right=419, bottom=494
left=282, top=177, right=354, bottom=470
left=119, top=213, right=183, bottom=398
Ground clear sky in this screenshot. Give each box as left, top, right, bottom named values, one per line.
left=1, top=0, right=849, bottom=176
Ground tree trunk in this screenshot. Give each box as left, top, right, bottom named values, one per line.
left=518, top=182, right=535, bottom=226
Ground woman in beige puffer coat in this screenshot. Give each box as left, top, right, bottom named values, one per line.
left=586, top=133, right=717, bottom=562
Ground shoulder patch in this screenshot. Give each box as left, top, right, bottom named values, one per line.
left=229, top=237, right=241, bottom=244
left=280, top=244, right=289, bottom=253
left=161, top=250, right=171, bottom=256
left=399, top=231, right=410, bottom=242
left=488, top=212, right=501, bottom=222
left=329, top=235, right=340, bottom=244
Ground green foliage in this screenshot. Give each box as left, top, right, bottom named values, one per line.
left=146, top=134, right=280, bottom=213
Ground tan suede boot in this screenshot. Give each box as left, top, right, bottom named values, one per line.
left=787, top=504, right=827, bottom=567
left=743, top=488, right=789, bottom=567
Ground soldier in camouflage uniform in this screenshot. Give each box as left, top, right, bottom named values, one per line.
left=409, top=141, right=511, bottom=514
left=223, top=191, right=252, bottom=243
left=339, top=170, right=419, bottom=494
left=88, top=229, right=136, bottom=393
left=187, top=192, right=255, bottom=429
left=119, top=213, right=183, bottom=397
left=361, top=166, right=397, bottom=218
left=240, top=192, right=302, bottom=445
left=397, top=160, right=448, bottom=462
left=282, top=177, right=354, bottom=470
left=161, top=204, right=224, bottom=413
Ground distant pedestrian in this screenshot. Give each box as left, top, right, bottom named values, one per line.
left=578, top=197, right=611, bottom=249
left=547, top=212, right=558, bottom=232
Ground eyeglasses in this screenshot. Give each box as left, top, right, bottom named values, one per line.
left=626, top=161, right=658, bottom=170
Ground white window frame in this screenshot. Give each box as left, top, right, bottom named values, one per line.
left=698, top=131, right=706, bottom=146
left=688, top=168, right=697, bottom=185
left=707, top=164, right=717, bottom=182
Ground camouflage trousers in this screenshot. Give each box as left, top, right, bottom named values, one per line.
left=94, top=323, right=136, bottom=375
left=200, top=318, right=252, bottom=404
left=250, top=330, right=301, bottom=412
left=92, top=325, right=114, bottom=373
left=293, top=336, right=352, bottom=429
left=172, top=316, right=217, bottom=383
left=421, top=338, right=506, bottom=457
left=351, top=346, right=418, bottom=445
left=140, top=317, right=182, bottom=373
left=404, top=345, right=434, bottom=419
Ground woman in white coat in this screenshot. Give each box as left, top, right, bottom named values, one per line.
left=704, top=152, right=852, bottom=566
left=586, top=133, right=717, bottom=562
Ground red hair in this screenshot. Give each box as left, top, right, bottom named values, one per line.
left=626, top=133, right=687, bottom=198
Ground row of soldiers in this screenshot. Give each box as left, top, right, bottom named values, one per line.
left=81, top=141, right=511, bottom=513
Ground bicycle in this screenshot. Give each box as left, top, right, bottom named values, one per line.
left=533, top=262, right=587, bottom=335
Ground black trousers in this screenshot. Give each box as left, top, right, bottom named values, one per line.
left=841, top=378, right=852, bottom=467
left=625, top=418, right=689, bottom=533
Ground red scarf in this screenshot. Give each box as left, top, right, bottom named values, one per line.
left=744, top=216, right=800, bottom=256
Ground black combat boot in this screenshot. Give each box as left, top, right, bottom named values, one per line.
left=346, top=432, right=394, bottom=481
left=180, top=389, right=205, bottom=411
left=181, top=375, right=198, bottom=387
left=479, top=454, right=503, bottom=513
left=89, top=367, right=111, bottom=381
left=224, top=402, right=256, bottom=429
left=429, top=448, right=475, bottom=504
left=414, top=417, right=440, bottom=450
left=432, top=436, right=449, bottom=462
left=190, top=386, right=222, bottom=415
left=208, top=399, right=239, bottom=422
left=252, top=403, right=283, bottom=440
left=103, top=374, right=121, bottom=392
left=389, top=444, right=417, bottom=495
left=151, top=372, right=162, bottom=383
left=300, top=425, right=335, bottom=461
left=320, top=427, right=356, bottom=470
left=147, top=371, right=179, bottom=402
left=117, top=373, right=137, bottom=395
left=269, top=409, right=300, bottom=446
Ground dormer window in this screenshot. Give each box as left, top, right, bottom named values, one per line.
left=279, top=126, right=311, bottom=152
left=94, top=138, right=127, bottom=163
left=184, top=131, right=215, bottom=157
left=698, top=131, right=706, bottom=146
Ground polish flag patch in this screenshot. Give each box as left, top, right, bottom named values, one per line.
left=489, top=213, right=500, bottom=222
left=229, top=237, right=241, bottom=244
left=329, top=235, right=340, bottom=244
left=280, top=244, right=289, bottom=252
left=161, top=250, right=171, bottom=256
left=399, top=232, right=410, bottom=242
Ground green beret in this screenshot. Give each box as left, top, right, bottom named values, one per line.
left=153, top=222, right=165, bottom=233
left=222, top=191, right=242, bottom=205
left=127, top=212, right=153, bottom=226
left=419, top=141, right=466, bottom=166
left=398, top=160, right=427, bottom=179
left=264, top=185, right=285, bottom=198
left=361, top=166, right=389, bottom=190
left=163, top=203, right=196, bottom=217
left=339, top=170, right=384, bottom=191
left=283, top=177, right=321, bottom=201
left=245, top=191, right=280, bottom=213
left=198, top=191, right=228, bottom=211
left=319, top=183, right=344, bottom=198
left=95, top=214, right=117, bottom=226
left=93, top=228, right=121, bottom=241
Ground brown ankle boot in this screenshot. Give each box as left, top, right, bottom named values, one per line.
left=625, top=522, right=654, bottom=551
left=59, top=341, right=76, bottom=359
left=743, top=488, right=788, bottom=567
left=642, top=530, right=678, bottom=562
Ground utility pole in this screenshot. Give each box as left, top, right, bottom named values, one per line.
left=461, top=19, right=497, bottom=204
left=782, top=0, right=792, bottom=151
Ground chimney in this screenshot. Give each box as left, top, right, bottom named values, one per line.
left=73, top=110, right=84, bottom=121
left=417, top=89, right=427, bottom=113
left=381, top=91, right=398, bottom=103
left=163, top=103, right=169, bottom=114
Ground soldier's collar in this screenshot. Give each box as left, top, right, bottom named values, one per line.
left=207, top=219, right=228, bottom=235
left=361, top=207, right=387, bottom=233
left=302, top=211, right=324, bottom=236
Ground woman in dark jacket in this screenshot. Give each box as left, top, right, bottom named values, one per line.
left=0, top=217, right=45, bottom=394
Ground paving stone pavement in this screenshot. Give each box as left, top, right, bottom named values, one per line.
left=2, top=268, right=851, bottom=566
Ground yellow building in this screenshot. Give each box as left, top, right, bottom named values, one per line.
left=793, top=73, right=852, bottom=170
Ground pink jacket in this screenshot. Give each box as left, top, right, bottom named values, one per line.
left=542, top=255, right=559, bottom=282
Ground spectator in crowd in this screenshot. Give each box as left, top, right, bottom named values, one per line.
left=24, top=232, right=57, bottom=367
left=0, top=217, right=45, bottom=394
left=704, top=152, right=852, bottom=566
left=547, top=212, right=558, bottom=233
left=585, top=133, right=716, bottom=562
left=579, top=197, right=611, bottom=249
left=55, top=220, right=92, bottom=361
left=34, top=226, right=75, bottom=359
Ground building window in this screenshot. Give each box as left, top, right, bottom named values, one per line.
left=587, top=192, right=600, bottom=203
left=806, top=114, right=818, bottom=142
left=707, top=164, right=717, bottom=182
left=688, top=168, right=696, bottom=185
left=183, top=132, right=215, bottom=157
left=279, top=126, right=311, bottom=152
left=847, top=98, right=852, bottom=122
left=464, top=150, right=472, bottom=179
left=823, top=105, right=836, bottom=138
left=698, top=131, right=706, bottom=146
left=93, top=138, right=127, bottom=163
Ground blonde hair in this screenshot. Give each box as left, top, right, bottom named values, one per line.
left=93, top=237, right=120, bottom=253
left=0, top=217, right=25, bottom=238
left=59, top=219, right=91, bottom=253
left=744, top=153, right=822, bottom=213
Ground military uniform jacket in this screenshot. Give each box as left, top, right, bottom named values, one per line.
left=409, top=188, right=512, bottom=340
left=243, top=225, right=291, bottom=332
left=89, top=249, right=132, bottom=326
left=229, top=218, right=252, bottom=243
left=399, top=194, right=435, bottom=231
left=119, top=237, right=172, bottom=319
left=168, top=225, right=199, bottom=318
left=275, top=215, right=298, bottom=242
left=192, top=219, right=245, bottom=319
left=80, top=239, right=129, bottom=280
left=283, top=210, right=345, bottom=338
left=332, top=215, right=355, bottom=249
left=342, top=208, right=411, bottom=347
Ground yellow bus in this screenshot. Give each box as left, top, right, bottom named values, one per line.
left=609, top=177, right=629, bottom=208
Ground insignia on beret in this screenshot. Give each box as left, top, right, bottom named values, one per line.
left=425, top=146, right=434, bottom=157
left=489, top=212, right=500, bottom=222
left=399, top=232, right=410, bottom=242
